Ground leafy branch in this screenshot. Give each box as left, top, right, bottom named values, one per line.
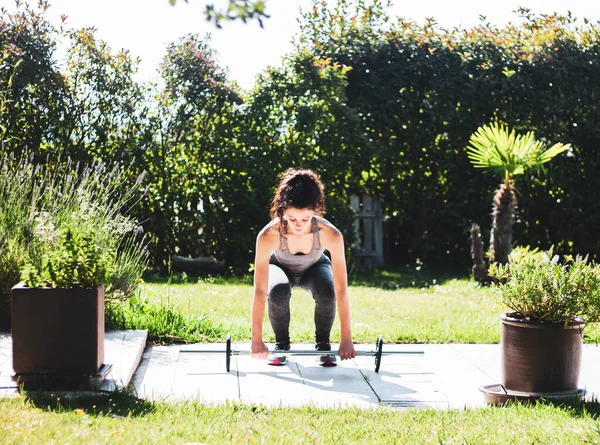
left=168, top=0, right=269, bottom=28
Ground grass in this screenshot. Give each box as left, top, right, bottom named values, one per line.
left=1, top=392, right=600, bottom=444
left=123, top=269, right=600, bottom=345
left=136, top=277, right=501, bottom=344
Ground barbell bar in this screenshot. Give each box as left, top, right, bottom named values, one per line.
left=180, top=334, right=424, bottom=373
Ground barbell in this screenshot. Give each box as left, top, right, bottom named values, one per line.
left=180, top=334, right=424, bottom=373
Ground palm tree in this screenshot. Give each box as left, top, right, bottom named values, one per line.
left=466, top=122, right=570, bottom=265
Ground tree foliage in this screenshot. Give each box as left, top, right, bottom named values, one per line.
left=3, top=0, right=600, bottom=274
left=169, top=0, right=270, bottom=28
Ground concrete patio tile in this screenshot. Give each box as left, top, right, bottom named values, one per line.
left=370, top=345, right=493, bottom=409
left=236, top=354, right=309, bottom=407
left=368, top=373, right=449, bottom=406
left=448, top=344, right=499, bottom=362
left=0, top=333, right=12, bottom=371
left=473, top=363, right=502, bottom=383
left=580, top=345, right=600, bottom=401
left=0, top=332, right=18, bottom=395
left=171, top=350, right=240, bottom=404
left=229, top=342, right=376, bottom=408
left=293, top=356, right=379, bottom=408
left=0, top=332, right=10, bottom=367
left=133, top=345, right=180, bottom=401
left=420, top=351, right=497, bottom=408
left=448, top=345, right=502, bottom=382
left=102, top=330, right=147, bottom=391
left=380, top=400, right=455, bottom=409
left=430, top=373, right=492, bottom=409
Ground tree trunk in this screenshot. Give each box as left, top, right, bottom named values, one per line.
left=490, top=182, right=517, bottom=265
left=470, top=223, right=488, bottom=283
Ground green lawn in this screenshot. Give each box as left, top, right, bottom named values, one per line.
left=1, top=392, right=599, bottom=444
left=135, top=271, right=600, bottom=344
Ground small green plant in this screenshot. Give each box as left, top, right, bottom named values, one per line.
left=21, top=226, right=115, bottom=289
left=507, top=245, right=543, bottom=265
left=488, top=251, right=600, bottom=326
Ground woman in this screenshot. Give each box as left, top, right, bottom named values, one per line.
left=251, top=168, right=356, bottom=366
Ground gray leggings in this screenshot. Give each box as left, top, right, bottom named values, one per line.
left=268, top=254, right=336, bottom=347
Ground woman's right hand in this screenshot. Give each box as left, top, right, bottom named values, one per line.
left=251, top=339, right=269, bottom=359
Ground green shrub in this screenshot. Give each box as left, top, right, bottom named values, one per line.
left=21, top=227, right=115, bottom=289
left=488, top=251, right=600, bottom=325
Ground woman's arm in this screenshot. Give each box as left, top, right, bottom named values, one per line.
left=251, top=223, right=277, bottom=358
left=321, top=221, right=356, bottom=360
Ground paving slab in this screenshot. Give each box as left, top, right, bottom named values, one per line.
left=102, top=330, right=147, bottom=391
left=0, top=332, right=15, bottom=397
left=264, top=349, right=379, bottom=408
left=133, top=345, right=181, bottom=401
left=580, top=344, right=600, bottom=400
left=171, top=349, right=239, bottom=404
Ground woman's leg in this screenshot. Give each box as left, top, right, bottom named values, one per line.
left=299, top=256, right=336, bottom=347
left=267, top=262, right=292, bottom=348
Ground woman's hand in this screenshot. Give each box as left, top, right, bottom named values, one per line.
left=338, top=339, right=356, bottom=361
left=251, top=339, right=269, bottom=359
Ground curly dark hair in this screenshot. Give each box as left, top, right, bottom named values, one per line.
left=270, top=169, right=326, bottom=230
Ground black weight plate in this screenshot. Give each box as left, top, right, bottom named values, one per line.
left=226, top=334, right=231, bottom=372
left=375, top=335, right=383, bottom=373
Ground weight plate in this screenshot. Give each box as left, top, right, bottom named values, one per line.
left=226, top=334, right=231, bottom=372
left=375, top=335, right=383, bottom=373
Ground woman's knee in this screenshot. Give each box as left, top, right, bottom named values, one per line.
left=310, top=273, right=335, bottom=301
left=268, top=283, right=291, bottom=303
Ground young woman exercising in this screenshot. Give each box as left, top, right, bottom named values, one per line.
left=251, top=168, right=356, bottom=366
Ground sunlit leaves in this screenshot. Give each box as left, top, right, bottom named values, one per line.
left=466, top=122, right=569, bottom=183
left=169, top=0, right=270, bottom=29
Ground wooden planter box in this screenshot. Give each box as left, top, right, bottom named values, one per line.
left=11, top=283, right=105, bottom=375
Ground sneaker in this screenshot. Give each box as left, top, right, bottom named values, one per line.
left=267, top=356, right=288, bottom=366
left=317, top=354, right=337, bottom=367
left=268, top=342, right=290, bottom=366
left=315, top=341, right=337, bottom=367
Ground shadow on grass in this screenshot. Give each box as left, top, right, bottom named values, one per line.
left=348, top=263, right=471, bottom=289
left=142, top=264, right=473, bottom=291
left=569, top=399, right=600, bottom=418
left=142, top=272, right=253, bottom=286
left=491, top=396, right=600, bottom=418
left=23, top=387, right=157, bottom=418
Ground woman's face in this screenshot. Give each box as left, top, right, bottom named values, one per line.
left=283, top=207, right=314, bottom=234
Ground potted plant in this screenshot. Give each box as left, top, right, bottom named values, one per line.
left=11, top=223, right=115, bottom=378
left=481, top=249, right=600, bottom=403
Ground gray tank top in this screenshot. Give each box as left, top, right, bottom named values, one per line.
left=274, top=217, right=324, bottom=271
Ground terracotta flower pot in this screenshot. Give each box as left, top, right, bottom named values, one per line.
left=501, top=313, right=584, bottom=394
left=11, top=283, right=105, bottom=374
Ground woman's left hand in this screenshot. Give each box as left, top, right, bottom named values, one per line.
left=338, top=339, right=356, bottom=361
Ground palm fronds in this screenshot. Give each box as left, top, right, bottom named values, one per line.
left=466, top=122, right=570, bottom=183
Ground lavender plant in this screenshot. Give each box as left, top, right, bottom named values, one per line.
left=0, top=153, right=148, bottom=298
